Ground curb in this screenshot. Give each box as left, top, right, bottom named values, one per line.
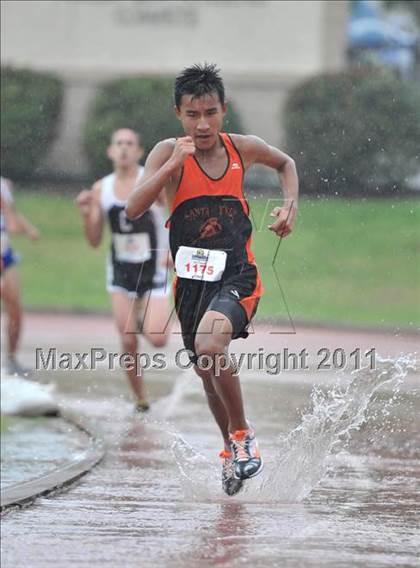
left=1, top=411, right=106, bottom=511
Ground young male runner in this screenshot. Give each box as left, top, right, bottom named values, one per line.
left=126, top=64, right=299, bottom=494
left=1, top=176, right=40, bottom=376
left=76, top=128, right=171, bottom=411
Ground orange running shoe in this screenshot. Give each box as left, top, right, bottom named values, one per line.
left=219, top=449, right=243, bottom=496
left=229, top=428, right=263, bottom=480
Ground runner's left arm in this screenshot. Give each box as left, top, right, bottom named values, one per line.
left=234, top=135, right=299, bottom=238
left=1, top=194, right=19, bottom=234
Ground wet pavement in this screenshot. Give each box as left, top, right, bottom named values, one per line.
left=1, top=313, right=419, bottom=567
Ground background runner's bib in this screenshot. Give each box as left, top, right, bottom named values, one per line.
left=175, top=245, right=226, bottom=282
left=113, top=233, right=151, bottom=264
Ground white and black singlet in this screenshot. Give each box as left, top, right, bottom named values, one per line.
left=100, top=167, right=169, bottom=298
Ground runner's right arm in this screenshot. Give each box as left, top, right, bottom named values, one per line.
left=76, top=181, right=104, bottom=248
left=125, top=137, right=195, bottom=220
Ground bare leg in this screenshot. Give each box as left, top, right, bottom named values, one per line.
left=0, top=267, right=22, bottom=359
left=194, top=310, right=248, bottom=433
left=194, top=364, right=230, bottom=450
left=111, top=291, right=147, bottom=402
left=139, top=291, right=171, bottom=348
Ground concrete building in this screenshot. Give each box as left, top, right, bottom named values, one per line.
left=1, top=0, right=349, bottom=178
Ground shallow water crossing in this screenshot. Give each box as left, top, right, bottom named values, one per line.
left=1, top=357, right=419, bottom=567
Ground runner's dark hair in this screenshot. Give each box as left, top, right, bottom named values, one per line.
left=174, top=63, right=225, bottom=108
left=110, top=128, right=142, bottom=146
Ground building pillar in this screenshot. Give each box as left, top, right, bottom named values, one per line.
left=42, top=75, right=98, bottom=180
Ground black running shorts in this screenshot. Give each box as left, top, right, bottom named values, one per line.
left=174, top=263, right=261, bottom=364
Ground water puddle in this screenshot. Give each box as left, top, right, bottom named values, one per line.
left=169, top=356, right=416, bottom=503
left=2, top=357, right=419, bottom=567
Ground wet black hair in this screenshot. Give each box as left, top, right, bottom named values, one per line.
left=174, top=63, right=225, bottom=108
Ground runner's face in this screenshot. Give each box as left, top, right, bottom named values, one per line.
left=176, top=93, right=227, bottom=150
left=107, top=130, right=144, bottom=168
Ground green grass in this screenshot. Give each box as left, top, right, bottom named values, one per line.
left=11, top=190, right=420, bottom=329
left=0, top=415, right=18, bottom=432
left=248, top=195, right=420, bottom=328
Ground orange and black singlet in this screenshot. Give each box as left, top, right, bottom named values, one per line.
left=168, top=133, right=258, bottom=270
left=166, top=132, right=263, bottom=361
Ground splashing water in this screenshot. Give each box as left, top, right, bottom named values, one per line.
left=171, top=433, right=220, bottom=500
left=148, top=370, right=196, bottom=420
left=170, top=356, right=415, bottom=503
left=255, top=355, right=414, bottom=502
left=136, top=370, right=222, bottom=499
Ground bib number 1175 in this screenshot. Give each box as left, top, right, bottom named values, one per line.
left=175, top=246, right=227, bottom=282
left=185, top=262, right=214, bottom=277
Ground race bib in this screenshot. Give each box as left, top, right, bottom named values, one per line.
left=175, top=246, right=227, bottom=282
left=113, top=233, right=151, bottom=264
